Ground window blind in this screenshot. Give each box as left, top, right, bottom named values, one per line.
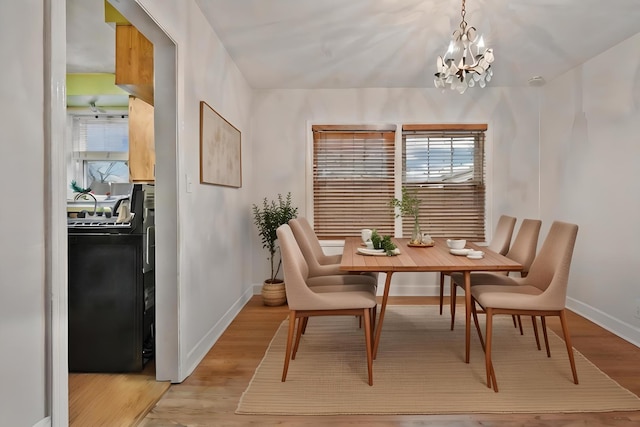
left=312, top=125, right=396, bottom=238
left=70, top=115, right=130, bottom=188
left=72, top=115, right=129, bottom=153
left=402, top=124, right=486, bottom=241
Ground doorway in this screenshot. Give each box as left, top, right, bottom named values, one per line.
left=51, top=0, right=180, bottom=424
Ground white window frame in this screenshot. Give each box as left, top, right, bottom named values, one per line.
left=67, top=113, right=130, bottom=196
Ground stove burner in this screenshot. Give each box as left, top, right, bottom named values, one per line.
left=68, top=220, right=133, bottom=228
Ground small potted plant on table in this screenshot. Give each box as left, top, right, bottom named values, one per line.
left=252, top=192, right=298, bottom=306
left=390, top=186, right=429, bottom=245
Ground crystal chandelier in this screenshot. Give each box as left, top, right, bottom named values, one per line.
left=434, top=0, right=494, bottom=94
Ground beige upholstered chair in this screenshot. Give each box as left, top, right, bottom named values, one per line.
left=449, top=219, right=542, bottom=331
left=289, top=218, right=378, bottom=334
left=438, top=215, right=517, bottom=315
left=289, top=217, right=378, bottom=281
left=470, top=221, right=579, bottom=392
left=277, top=224, right=376, bottom=386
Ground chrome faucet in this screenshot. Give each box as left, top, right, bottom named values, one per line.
left=74, top=192, right=97, bottom=216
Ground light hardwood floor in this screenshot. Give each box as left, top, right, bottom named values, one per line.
left=71, top=296, right=640, bottom=426
left=69, top=361, right=169, bottom=427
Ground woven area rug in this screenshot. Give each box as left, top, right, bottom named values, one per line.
left=236, top=305, right=640, bottom=415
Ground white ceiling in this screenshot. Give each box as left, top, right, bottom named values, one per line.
left=68, top=0, right=640, bottom=90
left=67, top=0, right=116, bottom=74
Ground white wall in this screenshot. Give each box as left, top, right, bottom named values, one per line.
left=250, top=87, right=542, bottom=292
left=540, top=32, right=640, bottom=346
left=135, top=0, right=255, bottom=379
left=0, top=1, right=48, bottom=425
left=6, top=0, right=639, bottom=423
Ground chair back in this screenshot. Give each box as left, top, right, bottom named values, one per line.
left=289, top=218, right=341, bottom=276
left=276, top=224, right=319, bottom=310
left=522, top=221, right=579, bottom=309
left=487, top=215, right=517, bottom=255
left=506, top=219, right=542, bottom=276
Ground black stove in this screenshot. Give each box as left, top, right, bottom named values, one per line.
left=67, top=217, right=135, bottom=232
left=67, top=183, right=155, bottom=373
left=67, top=184, right=143, bottom=234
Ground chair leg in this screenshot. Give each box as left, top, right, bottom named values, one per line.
left=363, top=308, right=374, bottom=386
left=450, top=280, right=458, bottom=331
left=485, top=308, right=498, bottom=391
left=439, top=272, right=445, bottom=315
left=471, top=299, right=485, bottom=351
left=292, top=316, right=306, bottom=359
left=531, top=316, right=541, bottom=351
left=371, top=305, right=377, bottom=335
left=559, top=310, right=579, bottom=385
left=282, top=311, right=296, bottom=382
left=517, top=315, right=524, bottom=335
left=358, top=301, right=378, bottom=329
left=301, top=317, right=309, bottom=334
left=541, top=316, right=551, bottom=357
left=512, top=315, right=517, bottom=328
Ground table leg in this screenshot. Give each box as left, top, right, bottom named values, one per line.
left=464, top=270, right=471, bottom=363
left=373, top=271, right=393, bottom=359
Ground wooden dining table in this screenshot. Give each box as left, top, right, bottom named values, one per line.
left=340, top=237, right=522, bottom=362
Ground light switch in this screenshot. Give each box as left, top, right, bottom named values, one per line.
left=186, top=174, right=193, bottom=193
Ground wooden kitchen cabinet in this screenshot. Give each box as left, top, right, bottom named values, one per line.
left=128, top=96, right=155, bottom=182
left=115, top=24, right=154, bottom=105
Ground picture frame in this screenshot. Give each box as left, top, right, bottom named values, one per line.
left=199, top=101, right=242, bottom=188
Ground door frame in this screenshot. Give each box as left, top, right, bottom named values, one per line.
left=48, top=0, right=180, bottom=424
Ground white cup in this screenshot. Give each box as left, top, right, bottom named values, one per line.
left=446, top=239, right=466, bottom=249
left=361, top=228, right=372, bottom=243
left=365, top=241, right=374, bottom=249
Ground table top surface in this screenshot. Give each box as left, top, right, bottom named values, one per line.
left=340, top=237, right=522, bottom=273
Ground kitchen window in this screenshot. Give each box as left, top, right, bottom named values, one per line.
left=311, top=123, right=486, bottom=241
left=70, top=115, right=130, bottom=192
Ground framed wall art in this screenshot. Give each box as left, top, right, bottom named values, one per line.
left=199, top=101, right=242, bottom=188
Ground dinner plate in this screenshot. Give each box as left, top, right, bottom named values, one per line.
left=357, top=248, right=386, bottom=256
left=467, top=254, right=484, bottom=259
left=449, top=248, right=471, bottom=256
left=356, top=247, right=401, bottom=256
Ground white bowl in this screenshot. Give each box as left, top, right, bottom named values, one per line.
left=446, top=239, right=466, bottom=249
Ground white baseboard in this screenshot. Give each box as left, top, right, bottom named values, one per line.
left=382, top=283, right=442, bottom=296
left=182, top=287, right=255, bottom=381
left=252, top=282, right=446, bottom=297
left=33, top=417, right=50, bottom=427
left=566, top=297, right=640, bottom=348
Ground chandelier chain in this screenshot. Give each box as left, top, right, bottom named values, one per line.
left=459, top=0, right=467, bottom=32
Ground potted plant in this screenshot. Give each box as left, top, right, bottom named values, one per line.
left=370, top=229, right=398, bottom=256
left=390, top=186, right=425, bottom=245
left=252, top=192, right=298, bottom=306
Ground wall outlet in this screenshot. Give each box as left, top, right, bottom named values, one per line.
left=635, top=298, right=640, bottom=320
